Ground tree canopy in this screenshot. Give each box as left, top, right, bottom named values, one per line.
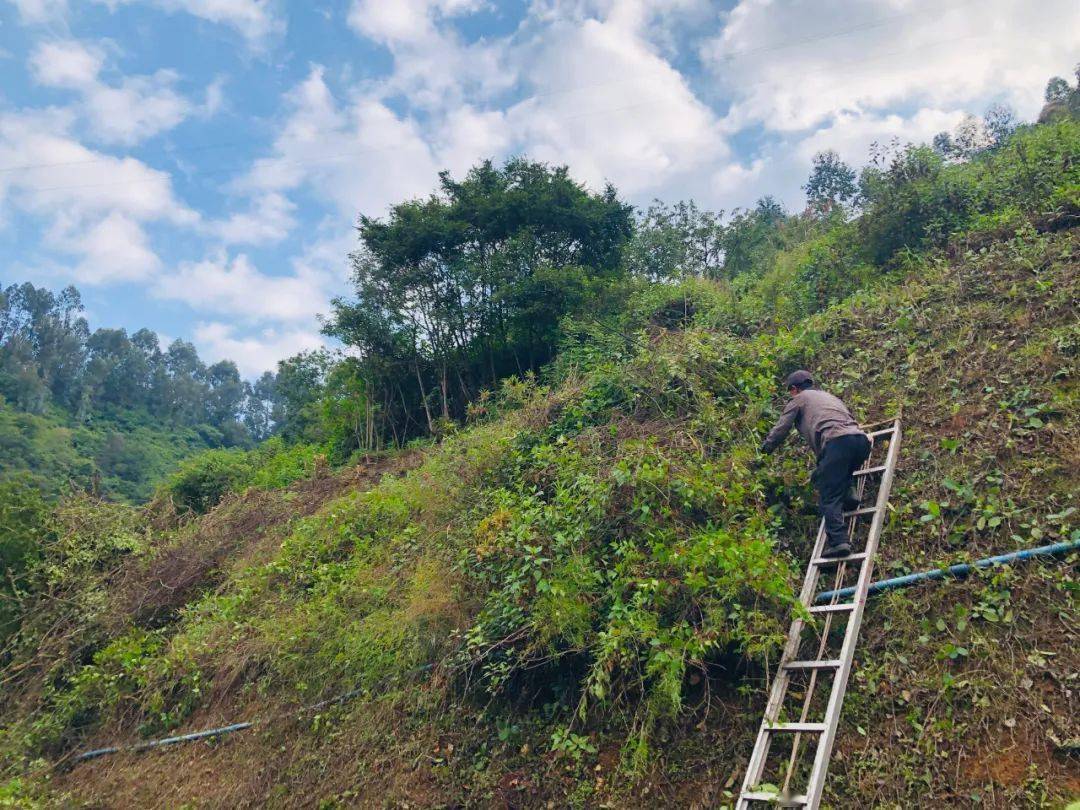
left=803, top=150, right=857, bottom=214
left=324, top=158, right=634, bottom=446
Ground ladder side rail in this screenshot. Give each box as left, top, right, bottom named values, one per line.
left=778, top=421, right=889, bottom=798
left=802, top=420, right=901, bottom=810
left=736, top=519, right=829, bottom=807
left=738, top=420, right=900, bottom=808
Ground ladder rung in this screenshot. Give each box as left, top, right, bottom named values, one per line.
left=853, top=465, right=887, bottom=477
left=764, top=722, right=828, bottom=733
left=860, top=416, right=899, bottom=429
left=740, top=791, right=808, bottom=804
left=784, top=658, right=842, bottom=670
left=866, top=426, right=896, bottom=438
left=812, top=551, right=868, bottom=566
left=808, top=603, right=855, bottom=614
left=842, top=506, right=877, bottom=518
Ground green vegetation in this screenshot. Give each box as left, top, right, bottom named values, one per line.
left=0, top=83, right=1077, bottom=807
left=0, top=478, right=52, bottom=645
left=160, top=438, right=327, bottom=515
left=0, top=399, right=257, bottom=502
left=0, top=273, right=351, bottom=504
left=0, top=283, right=258, bottom=502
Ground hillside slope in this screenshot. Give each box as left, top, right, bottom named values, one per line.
left=0, top=217, right=1073, bottom=808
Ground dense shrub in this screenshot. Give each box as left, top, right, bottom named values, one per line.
left=160, top=449, right=252, bottom=515
left=247, top=438, right=326, bottom=490
left=0, top=478, right=51, bottom=643
left=857, top=119, right=1079, bottom=264
left=858, top=145, right=979, bottom=262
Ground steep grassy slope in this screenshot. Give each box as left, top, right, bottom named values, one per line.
left=1, top=218, right=1074, bottom=808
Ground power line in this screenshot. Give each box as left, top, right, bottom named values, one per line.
left=16, top=29, right=990, bottom=197
left=708, top=0, right=976, bottom=62
left=0, top=0, right=980, bottom=178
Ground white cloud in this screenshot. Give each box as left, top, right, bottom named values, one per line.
left=155, top=251, right=330, bottom=322
left=288, top=228, right=353, bottom=289
left=347, top=0, right=514, bottom=115
left=340, top=0, right=731, bottom=202
left=154, top=226, right=352, bottom=376
left=503, top=14, right=728, bottom=196
left=69, top=211, right=161, bottom=283
left=709, top=158, right=766, bottom=207
left=705, top=0, right=1080, bottom=132
left=9, top=0, right=283, bottom=42
left=347, top=0, right=485, bottom=45
left=7, top=0, right=68, bottom=23
left=434, top=105, right=510, bottom=176
left=194, top=321, right=326, bottom=375
left=207, top=190, right=295, bottom=244
left=0, top=108, right=195, bottom=283
left=238, top=65, right=441, bottom=219
left=794, top=107, right=965, bottom=165
left=200, top=75, right=227, bottom=117
left=88, top=0, right=283, bottom=45
left=83, top=72, right=190, bottom=144
left=30, top=39, right=192, bottom=145
left=29, top=40, right=105, bottom=87
left=157, top=0, right=281, bottom=42
left=0, top=109, right=195, bottom=223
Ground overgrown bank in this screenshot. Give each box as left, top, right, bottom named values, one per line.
left=0, top=116, right=1077, bottom=808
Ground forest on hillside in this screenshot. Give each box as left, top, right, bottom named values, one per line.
left=0, top=280, right=329, bottom=502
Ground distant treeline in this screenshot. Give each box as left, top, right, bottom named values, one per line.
left=0, top=283, right=293, bottom=500
left=0, top=282, right=286, bottom=443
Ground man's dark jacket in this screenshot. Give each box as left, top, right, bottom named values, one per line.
left=760, top=389, right=866, bottom=457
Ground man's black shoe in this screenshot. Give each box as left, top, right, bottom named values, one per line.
left=820, top=541, right=851, bottom=559
left=843, top=489, right=861, bottom=511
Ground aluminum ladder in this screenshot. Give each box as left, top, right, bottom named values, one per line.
left=737, top=418, right=902, bottom=809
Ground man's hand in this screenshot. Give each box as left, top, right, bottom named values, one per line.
left=758, top=441, right=771, bottom=455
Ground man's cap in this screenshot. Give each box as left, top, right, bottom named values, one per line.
left=784, top=370, right=814, bottom=389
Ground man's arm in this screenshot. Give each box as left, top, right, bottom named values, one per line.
left=760, top=398, right=800, bottom=453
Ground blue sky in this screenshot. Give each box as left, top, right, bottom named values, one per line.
left=1, top=0, right=1076, bottom=375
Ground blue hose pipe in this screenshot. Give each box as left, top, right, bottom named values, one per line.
left=73, top=662, right=436, bottom=764
left=815, top=539, right=1080, bottom=604
left=76, top=722, right=253, bottom=762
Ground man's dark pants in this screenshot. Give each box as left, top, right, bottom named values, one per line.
left=812, top=433, right=872, bottom=549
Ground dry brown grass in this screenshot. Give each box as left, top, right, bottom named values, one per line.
left=108, top=451, right=423, bottom=631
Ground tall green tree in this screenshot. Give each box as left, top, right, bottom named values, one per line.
left=933, top=104, right=1017, bottom=161
left=803, top=150, right=857, bottom=215
left=326, top=157, right=634, bottom=446
left=272, top=350, right=331, bottom=442
left=1041, top=64, right=1080, bottom=117
left=624, top=200, right=725, bottom=280
left=719, top=197, right=789, bottom=279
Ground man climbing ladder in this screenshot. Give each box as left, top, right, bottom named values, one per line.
left=759, top=370, right=871, bottom=558
left=738, top=376, right=902, bottom=808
